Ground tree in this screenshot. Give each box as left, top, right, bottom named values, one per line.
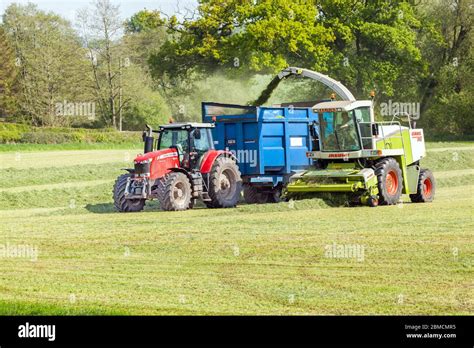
left=150, top=0, right=335, bottom=79
left=149, top=0, right=425, bottom=100
left=125, top=9, right=165, bottom=34
left=122, top=10, right=169, bottom=73
left=0, top=26, right=18, bottom=118
left=418, top=0, right=473, bottom=136
left=317, top=0, right=424, bottom=99
left=3, top=3, right=90, bottom=126
left=77, top=0, right=124, bottom=129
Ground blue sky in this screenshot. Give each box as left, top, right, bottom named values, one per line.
left=0, top=0, right=198, bottom=22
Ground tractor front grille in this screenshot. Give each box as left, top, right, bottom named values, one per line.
left=134, top=161, right=151, bottom=176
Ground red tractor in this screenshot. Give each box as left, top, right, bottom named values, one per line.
left=113, top=123, right=242, bottom=212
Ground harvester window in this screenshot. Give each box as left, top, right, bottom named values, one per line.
left=319, top=111, right=360, bottom=152
left=353, top=108, right=370, bottom=123
left=353, top=107, right=372, bottom=149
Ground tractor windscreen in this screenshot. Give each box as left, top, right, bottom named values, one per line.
left=159, top=129, right=189, bottom=161
left=319, top=110, right=361, bottom=152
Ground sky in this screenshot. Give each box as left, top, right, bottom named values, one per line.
left=0, top=0, right=198, bottom=22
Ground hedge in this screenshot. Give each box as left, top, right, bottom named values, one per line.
left=0, top=122, right=141, bottom=144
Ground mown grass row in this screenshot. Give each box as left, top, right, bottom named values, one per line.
left=0, top=145, right=472, bottom=315
left=1, top=184, right=472, bottom=315
left=0, top=148, right=472, bottom=210
left=0, top=147, right=471, bottom=215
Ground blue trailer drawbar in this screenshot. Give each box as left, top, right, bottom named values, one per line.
left=202, top=102, right=321, bottom=203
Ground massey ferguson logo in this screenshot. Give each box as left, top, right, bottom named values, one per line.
left=158, top=153, right=178, bottom=160
left=328, top=153, right=349, bottom=158
left=411, top=131, right=423, bottom=142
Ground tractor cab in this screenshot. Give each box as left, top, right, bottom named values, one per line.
left=156, top=123, right=215, bottom=170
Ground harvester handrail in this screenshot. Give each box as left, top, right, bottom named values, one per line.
left=391, top=112, right=413, bottom=129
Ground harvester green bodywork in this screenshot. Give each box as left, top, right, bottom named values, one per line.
left=286, top=99, right=432, bottom=206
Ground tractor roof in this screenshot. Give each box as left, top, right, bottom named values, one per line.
left=159, top=122, right=215, bottom=130
left=313, top=100, right=372, bottom=112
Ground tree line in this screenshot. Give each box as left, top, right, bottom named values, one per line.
left=0, top=0, right=472, bottom=137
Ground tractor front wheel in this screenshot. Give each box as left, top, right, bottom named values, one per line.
left=410, top=169, right=435, bottom=203
left=375, top=157, right=403, bottom=205
left=113, top=174, right=145, bottom=213
left=206, top=156, right=242, bottom=208
left=157, top=172, right=192, bottom=211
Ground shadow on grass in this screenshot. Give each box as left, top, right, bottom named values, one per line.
left=85, top=203, right=116, bottom=214
left=85, top=200, right=162, bottom=214
left=284, top=192, right=350, bottom=207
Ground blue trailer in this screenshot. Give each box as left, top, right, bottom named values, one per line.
left=202, top=102, right=322, bottom=203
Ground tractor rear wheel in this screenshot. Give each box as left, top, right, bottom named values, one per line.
left=410, top=169, right=435, bottom=203
left=206, top=156, right=242, bottom=208
left=374, top=157, right=403, bottom=205
left=157, top=172, right=192, bottom=211
left=113, top=174, right=145, bottom=212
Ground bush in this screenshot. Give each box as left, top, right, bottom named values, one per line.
left=0, top=123, right=30, bottom=143
left=21, top=132, right=72, bottom=144
left=0, top=130, right=23, bottom=143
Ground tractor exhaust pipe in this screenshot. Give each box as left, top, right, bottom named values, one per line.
left=143, top=124, right=154, bottom=153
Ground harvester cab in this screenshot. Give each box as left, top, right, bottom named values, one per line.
left=287, top=96, right=435, bottom=206
left=113, top=122, right=242, bottom=212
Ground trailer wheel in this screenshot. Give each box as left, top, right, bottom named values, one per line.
left=206, top=156, right=242, bottom=208
left=113, top=174, right=145, bottom=212
left=243, top=184, right=267, bottom=204
left=267, top=186, right=282, bottom=203
left=375, top=157, right=403, bottom=205
left=157, top=172, right=192, bottom=211
left=410, top=169, right=435, bottom=203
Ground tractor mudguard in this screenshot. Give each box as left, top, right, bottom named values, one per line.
left=200, top=150, right=236, bottom=174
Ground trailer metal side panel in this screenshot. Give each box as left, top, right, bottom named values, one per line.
left=202, top=102, right=319, bottom=185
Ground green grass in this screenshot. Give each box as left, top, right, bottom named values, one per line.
left=0, top=142, right=472, bottom=315
left=424, top=141, right=474, bottom=149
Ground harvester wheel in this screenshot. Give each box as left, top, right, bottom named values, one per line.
left=206, top=156, right=242, bottom=208
left=243, top=184, right=267, bottom=204
left=157, top=172, right=192, bottom=211
left=374, top=157, right=403, bottom=205
left=410, top=169, right=435, bottom=203
left=113, top=174, right=145, bottom=213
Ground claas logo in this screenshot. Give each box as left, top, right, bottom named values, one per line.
left=411, top=131, right=423, bottom=142
left=328, top=153, right=349, bottom=158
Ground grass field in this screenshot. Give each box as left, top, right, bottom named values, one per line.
left=0, top=142, right=472, bottom=315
